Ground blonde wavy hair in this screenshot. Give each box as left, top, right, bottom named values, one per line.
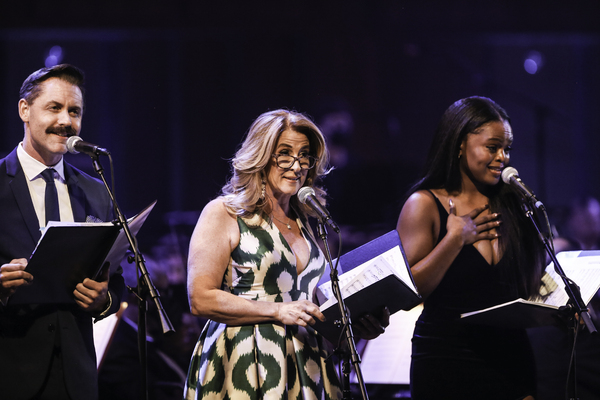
left=221, top=109, right=331, bottom=220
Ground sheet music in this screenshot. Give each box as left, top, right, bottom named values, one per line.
left=102, top=201, right=157, bottom=274
left=319, top=257, right=395, bottom=310
left=381, top=246, right=417, bottom=293
left=544, top=251, right=600, bottom=307
left=319, top=245, right=415, bottom=301
left=93, top=302, right=128, bottom=368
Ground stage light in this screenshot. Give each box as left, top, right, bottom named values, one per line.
left=45, top=46, right=64, bottom=67
left=524, top=50, right=544, bottom=75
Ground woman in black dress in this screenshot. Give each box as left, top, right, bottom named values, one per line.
left=396, top=96, right=545, bottom=399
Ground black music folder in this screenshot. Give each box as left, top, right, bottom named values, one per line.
left=461, top=250, right=600, bottom=329
left=314, top=230, right=422, bottom=344
left=9, top=201, right=156, bottom=305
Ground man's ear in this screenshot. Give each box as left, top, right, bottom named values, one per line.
left=18, top=99, right=30, bottom=123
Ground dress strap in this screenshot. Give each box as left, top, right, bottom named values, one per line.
left=424, top=189, right=448, bottom=243
left=425, top=189, right=447, bottom=215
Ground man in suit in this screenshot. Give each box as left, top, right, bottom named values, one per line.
left=0, top=64, right=125, bottom=400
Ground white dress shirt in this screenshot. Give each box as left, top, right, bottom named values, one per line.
left=17, top=142, right=75, bottom=228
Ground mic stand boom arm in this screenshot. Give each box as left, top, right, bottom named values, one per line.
left=316, top=222, right=369, bottom=400
left=89, top=155, right=175, bottom=400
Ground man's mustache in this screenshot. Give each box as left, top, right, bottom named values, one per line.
left=46, top=126, right=77, bottom=136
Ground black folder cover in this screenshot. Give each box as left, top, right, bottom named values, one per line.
left=314, top=230, right=421, bottom=344
left=9, top=225, right=120, bottom=305
left=9, top=201, right=156, bottom=305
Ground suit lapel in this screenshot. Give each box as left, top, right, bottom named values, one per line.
left=64, top=164, right=87, bottom=222
left=6, top=149, right=41, bottom=243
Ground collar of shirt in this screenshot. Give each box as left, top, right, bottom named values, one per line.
left=16, top=142, right=66, bottom=183
left=16, top=142, right=74, bottom=226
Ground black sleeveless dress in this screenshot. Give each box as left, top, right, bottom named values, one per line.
left=410, top=193, right=536, bottom=400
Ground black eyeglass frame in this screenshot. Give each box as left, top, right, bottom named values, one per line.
left=271, top=153, right=317, bottom=170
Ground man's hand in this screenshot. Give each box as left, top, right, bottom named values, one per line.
left=73, top=263, right=110, bottom=313
left=0, top=258, right=33, bottom=301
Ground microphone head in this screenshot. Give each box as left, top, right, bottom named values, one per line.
left=66, top=136, right=82, bottom=154
left=501, top=166, right=518, bottom=184
left=297, top=186, right=315, bottom=204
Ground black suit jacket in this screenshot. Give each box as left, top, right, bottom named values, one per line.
left=0, top=147, right=125, bottom=400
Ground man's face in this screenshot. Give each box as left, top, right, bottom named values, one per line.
left=19, top=77, right=83, bottom=166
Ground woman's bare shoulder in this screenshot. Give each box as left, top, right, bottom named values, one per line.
left=189, top=197, right=241, bottom=258
left=203, top=197, right=230, bottom=214
left=196, top=198, right=239, bottom=234
left=398, top=189, right=441, bottom=230
left=403, top=190, right=439, bottom=212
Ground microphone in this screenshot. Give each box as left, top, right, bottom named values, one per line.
left=66, top=136, right=110, bottom=156
left=297, top=186, right=340, bottom=233
left=501, top=167, right=544, bottom=210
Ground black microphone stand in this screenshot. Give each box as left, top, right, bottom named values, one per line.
left=316, top=221, right=369, bottom=400
left=88, top=153, right=175, bottom=400
left=520, top=199, right=596, bottom=400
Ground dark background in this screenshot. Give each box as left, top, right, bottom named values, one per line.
left=1, top=0, right=599, bottom=251
left=2, top=2, right=600, bottom=397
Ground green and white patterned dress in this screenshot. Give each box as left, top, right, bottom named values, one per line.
left=184, top=212, right=342, bottom=400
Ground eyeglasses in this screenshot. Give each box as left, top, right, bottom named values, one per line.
left=272, top=153, right=317, bottom=170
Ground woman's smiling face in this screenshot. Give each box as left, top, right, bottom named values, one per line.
left=459, top=120, right=513, bottom=188
left=265, top=129, right=311, bottom=203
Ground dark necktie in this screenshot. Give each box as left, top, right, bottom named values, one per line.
left=41, top=168, right=60, bottom=224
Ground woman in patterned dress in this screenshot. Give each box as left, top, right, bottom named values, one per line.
left=184, top=109, right=385, bottom=400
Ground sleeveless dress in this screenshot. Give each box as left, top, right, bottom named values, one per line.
left=184, top=213, right=342, bottom=400
left=410, top=193, right=536, bottom=400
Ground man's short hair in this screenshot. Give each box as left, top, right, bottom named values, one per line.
left=19, top=64, right=85, bottom=105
